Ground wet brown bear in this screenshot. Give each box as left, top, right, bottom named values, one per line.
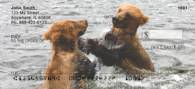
left=79, top=3, right=154, bottom=79
left=39, top=20, right=95, bottom=89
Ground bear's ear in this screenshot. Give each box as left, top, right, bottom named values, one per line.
left=43, top=31, right=50, bottom=40
left=140, top=16, right=149, bottom=25
left=43, top=25, right=54, bottom=40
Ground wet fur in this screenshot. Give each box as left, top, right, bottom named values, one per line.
left=79, top=3, right=154, bottom=79
left=39, top=20, right=95, bottom=89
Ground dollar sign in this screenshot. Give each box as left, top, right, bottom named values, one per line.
left=144, top=32, right=149, bottom=39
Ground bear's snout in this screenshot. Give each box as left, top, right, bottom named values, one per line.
left=112, top=16, right=129, bottom=29
left=55, top=35, right=75, bottom=51
left=105, top=32, right=118, bottom=44
left=112, top=17, right=118, bottom=26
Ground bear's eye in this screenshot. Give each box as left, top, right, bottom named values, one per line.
left=125, top=13, right=132, bottom=19
left=59, top=28, right=65, bottom=33
left=118, top=9, right=122, bottom=13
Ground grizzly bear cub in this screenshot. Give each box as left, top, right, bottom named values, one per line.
left=39, top=20, right=95, bottom=89
left=79, top=3, right=154, bottom=79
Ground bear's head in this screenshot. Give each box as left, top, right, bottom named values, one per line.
left=43, top=20, right=88, bottom=51
left=112, top=3, right=148, bottom=35
left=104, top=3, right=148, bottom=45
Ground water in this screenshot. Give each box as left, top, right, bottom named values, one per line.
left=0, top=0, right=195, bottom=89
